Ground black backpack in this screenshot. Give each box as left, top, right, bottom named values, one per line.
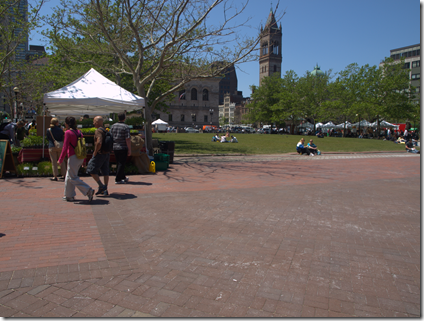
left=100, top=127, right=113, bottom=153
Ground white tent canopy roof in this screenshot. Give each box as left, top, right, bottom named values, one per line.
left=351, top=120, right=371, bottom=128
left=152, top=119, right=168, bottom=125
left=335, top=121, right=352, bottom=129
left=43, top=68, right=145, bottom=116
left=297, top=122, right=314, bottom=129
left=370, top=120, right=396, bottom=128
left=322, top=121, right=336, bottom=128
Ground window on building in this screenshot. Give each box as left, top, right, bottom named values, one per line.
left=191, top=114, right=196, bottom=122
left=404, top=62, right=410, bottom=69
left=274, top=65, right=277, bottom=72
left=181, top=114, right=185, bottom=122
left=168, top=114, right=172, bottom=122
left=204, top=115, right=208, bottom=122
left=395, top=54, right=400, bottom=60
left=272, top=42, right=279, bottom=55
left=261, top=42, right=268, bottom=55
left=202, top=89, right=209, bottom=101
left=412, top=61, right=420, bottom=68
left=418, top=49, right=421, bottom=56
left=191, top=88, right=197, bottom=100
left=411, top=74, right=420, bottom=79
left=179, top=89, right=186, bottom=100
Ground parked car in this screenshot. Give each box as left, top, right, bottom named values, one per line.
left=185, top=127, right=199, bottom=133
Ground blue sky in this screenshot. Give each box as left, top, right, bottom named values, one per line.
left=30, top=0, right=421, bottom=97
left=231, top=0, right=421, bottom=97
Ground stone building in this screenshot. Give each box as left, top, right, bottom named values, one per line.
left=259, top=8, right=282, bottom=86
left=154, top=77, right=221, bottom=129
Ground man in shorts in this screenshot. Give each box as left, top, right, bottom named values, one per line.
left=86, top=116, right=110, bottom=195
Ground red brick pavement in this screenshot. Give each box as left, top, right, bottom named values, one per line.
left=0, top=153, right=420, bottom=317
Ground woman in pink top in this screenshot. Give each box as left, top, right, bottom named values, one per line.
left=58, top=116, right=94, bottom=202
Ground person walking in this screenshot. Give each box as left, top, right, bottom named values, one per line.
left=46, top=118, right=66, bottom=181
left=86, top=116, right=110, bottom=196
left=58, top=116, right=94, bottom=202
left=110, top=112, right=131, bottom=184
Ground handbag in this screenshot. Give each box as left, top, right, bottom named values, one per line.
left=49, top=128, right=64, bottom=149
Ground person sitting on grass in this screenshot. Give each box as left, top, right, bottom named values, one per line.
left=220, top=135, right=229, bottom=143
left=307, top=139, right=319, bottom=155
left=405, top=138, right=420, bottom=154
left=230, top=135, right=238, bottom=143
left=296, top=138, right=311, bottom=155
left=212, top=134, right=219, bottom=142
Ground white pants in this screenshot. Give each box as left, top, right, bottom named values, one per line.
left=64, top=155, right=91, bottom=198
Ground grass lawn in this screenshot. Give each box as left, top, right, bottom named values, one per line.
left=152, top=133, right=412, bottom=155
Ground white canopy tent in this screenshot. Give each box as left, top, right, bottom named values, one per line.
left=152, top=119, right=168, bottom=125
left=297, top=122, right=314, bottom=129
left=315, top=122, right=324, bottom=128
left=351, top=120, right=371, bottom=128
left=335, top=121, right=352, bottom=129
left=42, top=68, right=146, bottom=157
left=370, top=120, right=396, bottom=128
left=322, top=121, right=336, bottom=128
left=43, top=68, right=145, bottom=116
left=152, top=119, right=168, bottom=132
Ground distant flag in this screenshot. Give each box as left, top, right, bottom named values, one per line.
left=179, top=92, right=186, bottom=101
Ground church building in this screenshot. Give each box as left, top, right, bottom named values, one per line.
left=259, top=8, right=283, bottom=86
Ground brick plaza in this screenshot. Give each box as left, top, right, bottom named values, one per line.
left=0, top=152, right=420, bottom=317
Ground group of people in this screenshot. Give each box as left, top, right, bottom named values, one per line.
left=212, top=133, right=238, bottom=143
left=296, top=138, right=320, bottom=156
left=46, top=112, right=132, bottom=202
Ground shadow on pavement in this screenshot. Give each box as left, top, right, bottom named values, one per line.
left=125, top=182, right=153, bottom=186
left=107, top=193, right=137, bottom=200
left=74, top=199, right=110, bottom=205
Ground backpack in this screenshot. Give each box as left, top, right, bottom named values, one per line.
left=100, top=127, right=113, bottom=153
left=70, top=130, right=87, bottom=159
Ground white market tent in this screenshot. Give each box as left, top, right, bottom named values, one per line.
left=315, top=122, right=324, bottom=128
left=152, top=119, right=168, bottom=125
left=370, top=120, right=396, bottom=128
left=322, top=121, right=336, bottom=128
left=351, top=120, right=371, bottom=128
left=335, top=121, right=352, bottom=129
left=43, top=68, right=145, bottom=116
left=297, top=122, right=314, bottom=129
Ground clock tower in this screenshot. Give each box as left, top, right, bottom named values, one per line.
left=259, top=8, right=282, bottom=86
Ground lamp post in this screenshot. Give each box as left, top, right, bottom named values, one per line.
left=191, top=113, right=196, bottom=127
left=209, top=108, right=214, bottom=125
left=13, top=87, right=19, bottom=120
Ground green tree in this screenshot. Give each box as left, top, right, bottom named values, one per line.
left=0, top=0, right=44, bottom=117
left=43, top=0, right=285, bottom=154
left=297, top=69, right=331, bottom=131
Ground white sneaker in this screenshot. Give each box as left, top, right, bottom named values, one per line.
left=124, top=177, right=129, bottom=183
left=310, top=154, right=314, bottom=156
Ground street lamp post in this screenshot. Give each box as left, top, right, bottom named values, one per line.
left=209, top=108, right=214, bottom=125
left=191, top=113, right=196, bottom=127
left=13, top=87, right=19, bottom=120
